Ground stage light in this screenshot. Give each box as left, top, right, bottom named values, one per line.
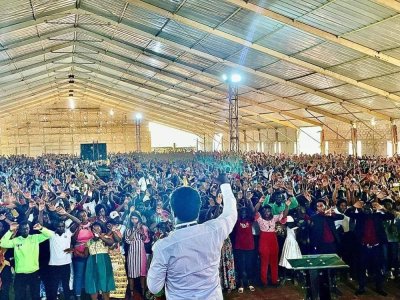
left=222, top=73, right=241, bottom=83
left=371, top=118, right=376, bottom=126
left=109, top=109, right=114, bottom=116
left=135, top=113, right=142, bottom=120
left=231, top=73, right=241, bottom=83
left=69, top=98, right=75, bottom=110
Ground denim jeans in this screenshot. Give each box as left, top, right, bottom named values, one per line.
left=73, top=257, right=87, bottom=296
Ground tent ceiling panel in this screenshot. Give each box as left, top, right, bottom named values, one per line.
left=157, top=20, right=208, bottom=49
left=6, top=40, right=47, bottom=57
left=175, top=0, right=238, bottom=29
left=174, top=52, right=216, bottom=72
left=262, top=83, right=305, bottom=98
left=348, top=96, right=399, bottom=110
left=248, top=0, right=328, bottom=20
left=122, top=3, right=170, bottom=36
left=330, top=57, right=400, bottom=81
left=33, top=0, right=76, bottom=16
left=0, top=0, right=32, bottom=25
left=375, top=109, right=400, bottom=119
left=290, top=93, right=334, bottom=106
left=361, top=73, right=400, bottom=93
left=0, top=25, right=38, bottom=46
left=259, top=60, right=313, bottom=81
left=227, top=47, right=279, bottom=70
left=240, top=74, right=277, bottom=90
left=152, top=73, right=182, bottom=86
left=259, top=99, right=303, bottom=112
left=146, top=41, right=185, bottom=59
left=177, top=81, right=205, bottom=94
left=256, top=26, right=324, bottom=56
left=220, top=13, right=281, bottom=44
left=344, top=15, right=400, bottom=51
left=36, top=13, right=76, bottom=35
left=293, top=41, right=364, bottom=68
left=296, top=0, right=396, bottom=35
left=280, top=108, right=324, bottom=119
left=292, top=73, right=344, bottom=90
left=135, top=54, right=169, bottom=69
left=189, top=74, right=222, bottom=88
left=316, top=103, right=359, bottom=115
left=323, top=84, right=376, bottom=100
left=384, top=48, right=400, bottom=60
left=80, top=0, right=127, bottom=23
left=191, top=34, right=243, bottom=60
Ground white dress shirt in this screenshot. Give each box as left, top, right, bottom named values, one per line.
left=147, top=183, right=237, bottom=300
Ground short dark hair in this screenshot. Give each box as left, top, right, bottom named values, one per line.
left=170, top=186, right=201, bottom=222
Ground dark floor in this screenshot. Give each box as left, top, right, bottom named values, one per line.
left=224, top=279, right=400, bottom=300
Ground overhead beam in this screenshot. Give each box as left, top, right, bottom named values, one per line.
left=83, top=95, right=208, bottom=136
left=131, top=1, right=400, bottom=104
left=77, top=64, right=226, bottom=126
left=82, top=88, right=217, bottom=135
left=78, top=60, right=297, bottom=129
left=0, top=27, right=74, bottom=52
left=226, top=0, right=400, bottom=68
left=0, top=9, right=392, bottom=123
left=78, top=42, right=322, bottom=126
left=0, top=42, right=74, bottom=67
left=0, top=6, right=77, bottom=34
left=76, top=79, right=226, bottom=132
left=373, top=0, right=400, bottom=12
left=0, top=53, right=71, bottom=77
left=75, top=15, right=385, bottom=122
left=0, top=65, right=69, bottom=89
left=81, top=80, right=285, bottom=132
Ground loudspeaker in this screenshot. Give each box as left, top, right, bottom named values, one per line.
left=80, top=143, right=107, bottom=161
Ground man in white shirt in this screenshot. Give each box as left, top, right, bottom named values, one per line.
left=147, top=173, right=237, bottom=300
left=48, top=219, right=74, bottom=300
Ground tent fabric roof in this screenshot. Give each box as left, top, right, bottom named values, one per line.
left=1, top=0, right=400, bottom=134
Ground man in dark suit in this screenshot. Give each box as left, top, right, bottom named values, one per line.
left=345, top=200, right=394, bottom=296
left=308, top=198, right=344, bottom=297
left=309, top=199, right=344, bottom=255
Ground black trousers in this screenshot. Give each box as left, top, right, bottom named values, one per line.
left=47, top=264, right=72, bottom=300
left=234, top=249, right=254, bottom=287
left=358, top=244, right=384, bottom=291
left=14, top=271, right=41, bottom=300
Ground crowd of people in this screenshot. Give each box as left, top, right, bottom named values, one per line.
left=0, top=151, right=398, bottom=299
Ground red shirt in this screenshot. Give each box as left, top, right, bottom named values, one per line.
left=234, top=220, right=255, bottom=250
left=322, top=219, right=335, bottom=243
left=362, top=218, right=379, bottom=245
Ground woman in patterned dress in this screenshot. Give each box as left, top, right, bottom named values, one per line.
left=124, top=212, right=149, bottom=299
left=107, top=214, right=127, bottom=299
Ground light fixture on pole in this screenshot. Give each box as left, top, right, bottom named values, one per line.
left=222, top=72, right=241, bottom=153
left=135, top=113, right=142, bottom=152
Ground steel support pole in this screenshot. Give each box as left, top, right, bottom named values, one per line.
left=228, top=83, right=239, bottom=152
left=136, top=119, right=141, bottom=152
left=351, top=125, right=357, bottom=156
left=392, top=123, right=398, bottom=155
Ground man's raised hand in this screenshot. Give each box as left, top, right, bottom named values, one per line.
left=215, top=171, right=229, bottom=185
